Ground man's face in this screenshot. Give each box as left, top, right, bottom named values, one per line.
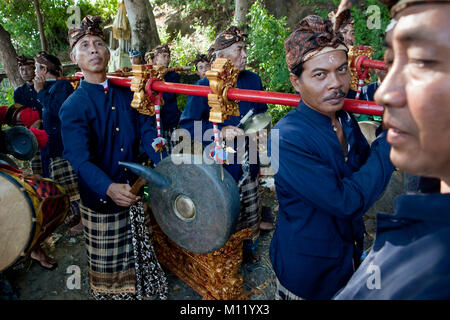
left=130, top=56, right=143, bottom=65
left=375, top=4, right=450, bottom=179
left=218, top=41, right=247, bottom=72
left=340, top=24, right=355, bottom=46
left=34, top=62, right=46, bottom=77
left=153, top=52, right=170, bottom=68
left=291, top=50, right=350, bottom=117
left=19, top=64, right=35, bottom=82
left=70, top=35, right=109, bottom=74
left=196, top=61, right=210, bottom=78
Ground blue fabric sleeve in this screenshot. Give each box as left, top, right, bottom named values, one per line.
left=59, top=99, right=113, bottom=198
left=273, top=131, right=394, bottom=219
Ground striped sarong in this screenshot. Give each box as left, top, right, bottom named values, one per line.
left=49, top=157, right=80, bottom=202
left=81, top=202, right=167, bottom=300
left=30, top=150, right=44, bottom=176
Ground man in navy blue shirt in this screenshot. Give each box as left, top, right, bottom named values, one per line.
left=179, top=26, right=271, bottom=263
left=61, top=16, right=166, bottom=300
left=268, top=15, right=394, bottom=300
left=334, top=0, right=450, bottom=299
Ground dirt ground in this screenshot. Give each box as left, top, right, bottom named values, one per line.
left=1, top=170, right=403, bottom=300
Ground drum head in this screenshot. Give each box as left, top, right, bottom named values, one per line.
left=0, top=172, right=34, bottom=271
left=149, top=154, right=240, bottom=254
left=5, top=126, right=38, bottom=160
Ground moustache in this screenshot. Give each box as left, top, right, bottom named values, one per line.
left=323, top=89, right=346, bottom=102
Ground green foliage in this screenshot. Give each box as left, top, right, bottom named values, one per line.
left=246, top=0, right=293, bottom=124
left=0, top=80, right=14, bottom=106
left=351, top=0, right=390, bottom=61
left=0, top=0, right=119, bottom=59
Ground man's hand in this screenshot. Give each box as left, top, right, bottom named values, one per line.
left=220, top=125, right=244, bottom=141
left=33, top=75, right=46, bottom=93
left=106, top=183, right=140, bottom=207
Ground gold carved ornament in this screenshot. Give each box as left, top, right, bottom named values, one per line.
left=348, top=45, right=373, bottom=91
left=205, top=58, right=240, bottom=123
left=130, top=64, right=166, bottom=116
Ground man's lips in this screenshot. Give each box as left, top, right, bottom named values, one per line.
left=90, top=57, right=102, bottom=64
left=324, top=94, right=345, bottom=105
left=384, top=121, right=412, bottom=145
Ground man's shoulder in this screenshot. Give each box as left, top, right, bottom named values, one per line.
left=240, top=70, right=261, bottom=81
left=273, top=109, right=311, bottom=140
left=61, top=86, right=90, bottom=110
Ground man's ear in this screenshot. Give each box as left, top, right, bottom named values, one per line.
left=70, top=52, right=77, bottom=64
left=289, top=73, right=302, bottom=94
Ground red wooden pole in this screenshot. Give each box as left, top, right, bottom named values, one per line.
left=74, top=72, right=384, bottom=116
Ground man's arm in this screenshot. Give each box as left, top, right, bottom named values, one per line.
left=59, top=97, right=113, bottom=201
left=271, top=131, right=395, bottom=219
left=138, top=113, right=167, bottom=164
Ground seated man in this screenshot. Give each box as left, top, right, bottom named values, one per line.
left=334, top=0, right=450, bottom=299
left=61, top=15, right=167, bottom=300
left=268, top=15, right=394, bottom=300
left=180, top=26, right=272, bottom=263
left=149, top=44, right=180, bottom=153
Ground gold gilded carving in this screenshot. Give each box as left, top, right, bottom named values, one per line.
left=205, top=58, right=240, bottom=123
left=348, top=45, right=373, bottom=91
left=130, top=64, right=166, bottom=116
left=149, top=214, right=251, bottom=300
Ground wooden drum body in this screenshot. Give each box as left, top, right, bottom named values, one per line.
left=0, top=165, right=69, bottom=271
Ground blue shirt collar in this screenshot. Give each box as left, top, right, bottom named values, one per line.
left=80, top=79, right=109, bottom=92
left=295, top=99, right=349, bottom=128
left=393, top=193, right=450, bottom=224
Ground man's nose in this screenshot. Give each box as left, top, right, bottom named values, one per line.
left=375, top=64, right=406, bottom=110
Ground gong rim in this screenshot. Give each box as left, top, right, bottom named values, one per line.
left=149, top=154, right=240, bottom=254
left=243, top=112, right=272, bottom=134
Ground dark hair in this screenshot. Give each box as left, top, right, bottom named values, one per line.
left=291, top=62, right=304, bottom=78
left=35, top=51, right=62, bottom=77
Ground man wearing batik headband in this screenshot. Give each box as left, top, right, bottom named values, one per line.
left=180, top=26, right=271, bottom=264
left=334, top=0, right=450, bottom=300
left=32, top=51, right=84, bottom=238
left=149, top=44, right=180, bottom=154
left=60, top=15, right=167, bottom=300
left=14, top=55, right=43, bottom=114
left=267, top=15, right=394, bottom=300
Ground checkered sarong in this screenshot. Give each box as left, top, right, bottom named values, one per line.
left=30, top=151, right=43, bottom=176
left=81, top=201, right=167, bottom=300
left=49, top=157, right=80, bottom=202
left=81, top=203, right=136, bottom=297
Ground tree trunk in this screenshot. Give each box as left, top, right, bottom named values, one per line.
left=234, top=0, right=249, bottom=27
left=0, top=24, right=23, bottom=89
left=33, top=0, right=48, bottom=52
left=124, top=0, right=160, bottom=55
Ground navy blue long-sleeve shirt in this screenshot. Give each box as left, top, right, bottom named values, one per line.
left=59, top=80, right=163, bottom=213
left=37, top=80, right=74, bottom=160
left=334, top=193, right=450, bottom=299
left=268, top=100, right=394, bottom=300
left=161, top=71, right=181, bottom=131
left=179, top=70, right=268, bottom=182
left=13, top=82, right=43, bottom=115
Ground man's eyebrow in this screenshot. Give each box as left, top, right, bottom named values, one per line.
left=396, top=29, right=432, bottom=43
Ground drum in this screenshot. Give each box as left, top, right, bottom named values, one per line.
left=0, top=164, right=69, bottom=271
